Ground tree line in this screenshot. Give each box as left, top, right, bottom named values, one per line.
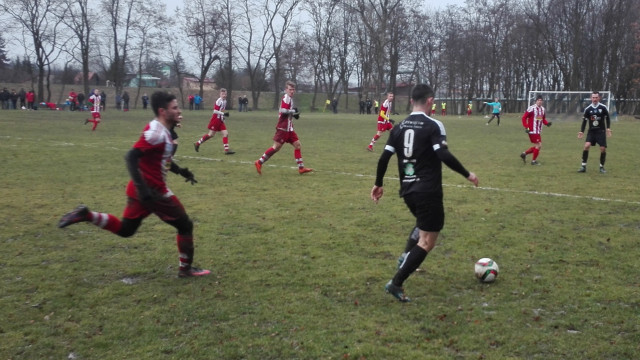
left=1, top=0, right=639, bottom=114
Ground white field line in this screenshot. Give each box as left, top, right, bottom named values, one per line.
left=46, top=141, right=640, bottom=206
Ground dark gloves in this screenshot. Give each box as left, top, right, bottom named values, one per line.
left=179, top=167, right=198, bottom=185
left=389, top=119, right=395, bottom=124
left=546, top=122, right=552, bottom=127
left=224, top=112, right=229, bottom=117
left=292, top=107, right=300, bottom=119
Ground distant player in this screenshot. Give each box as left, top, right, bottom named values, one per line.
left=431, top=103, right=436, bottom=116
left=59, top=91, right=210, bottom=278
left=254, top=80, right=312, bottom=175
left=367, top=92, right=394, bottom=152
left=466, top=101, right=472, bottom=116
left=441, top=102, right=446, bottom=116
left=85, top=89, right=102, bottom=131
left=577, top=91, right=612, bottom=173
left=484, top=98, right=502, bottom=126
left=193, top=88, right=235, bottom=154
left=520, top=95, right=552, bottom=165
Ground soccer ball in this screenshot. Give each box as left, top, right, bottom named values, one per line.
left=475, top=258, right=499, bottom=283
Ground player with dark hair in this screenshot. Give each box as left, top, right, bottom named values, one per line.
left=193, top=88, right=235, bottom=155
left=520, top=95, right=552, bottom=165
left=254, top=80, right=312, bottom=175
left=577, top=91, right=612, bottom=173
left=371, top=83, right=479, bottom=302
left=59, top=91, right=210, bottom=278
left=367, top=92, right=394, bottom=152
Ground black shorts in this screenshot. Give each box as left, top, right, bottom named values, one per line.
left=586, top=130, right=606, bottom=147
left=403, top=192, right=445, bottom=232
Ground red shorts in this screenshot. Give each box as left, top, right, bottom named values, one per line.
left=122, top=194, right=187, bottom=222
left=377, top=122, right=393, bottom=132
left=528, top=134, right=541, bottom=144
left=273, top=129, right=299, bottom=144
left=91, top=112, right=101, bottom=120
left=207, top=118, right=226, bottom=132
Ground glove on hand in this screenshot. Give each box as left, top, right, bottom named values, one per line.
left=180, top=167, right=198, bottom=185
left=546, top=122, right=552, bottom=127
left=292, top=107, right=300, bottom=119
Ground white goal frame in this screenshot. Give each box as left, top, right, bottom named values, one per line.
left=527, top=90, right=615, bottom=120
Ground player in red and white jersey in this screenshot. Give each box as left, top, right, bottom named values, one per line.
left=254, top=80, right=312, bottom=175
left=58, top=91, right=210, bottom=278
left=85, top=89, right=102, bottom=131
left=520, top=95, right=552, bottom=165
left=193, top=88, right=235, bottom=154
left=367, top=92, right=395, bottom=152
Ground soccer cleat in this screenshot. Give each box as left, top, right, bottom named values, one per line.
left=599, top=167, right=606, bottom=174
left=531, top=160, right=540, bottom=165
left=84, top=119, right=89, bottom=125
left=367, top=146, right=374, bottom=152
left=58, top=205, right=90, bottom=228
left=193, top=142, right=200, bottom=152
left=178, top=267, right=211, bottom=278
left=577, top=166, right=586, bottom=173
left=225, top=150, right=235, bottom=155
left=298, top=167, right=313, bottom=174
left=385, top=280, right=410, bottom=302
left=520, top=152, right=526, bottom=164
left=254, top=160, right=262, bottom=175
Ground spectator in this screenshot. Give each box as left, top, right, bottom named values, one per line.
left=18, top=88, right=26, bottom=109
left=0, top=88, right=9, bottom=109
left=142, top=93, right=149, bottom=110
left=26, top=90, right=35, bottom=110
left=77, top=92, right=85, bottom=110
left=188, top=94, right=194, bottom=110
left=122, top=91, right=130, bottom=111
left=10, top=89, right=18, bottom=109
left=194, top=94, right=202, bottom=110
left=68, top=89, right=78, bottom=111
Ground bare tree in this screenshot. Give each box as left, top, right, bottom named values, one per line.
left=266, top=0, right=302, bottom=110
left=130, top=1, right=165, bottom=109
left=236, top=0, right=274, bottom=110
left=58, top=0, right=94, bottom=99
left=1, top=0, right=64, bottom=102
left=100, top=0, right=138, bottom=96
left=183, top=0, right=224, bottom=100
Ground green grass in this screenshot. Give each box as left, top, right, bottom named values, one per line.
left=1, top=108, right=639, bottom=359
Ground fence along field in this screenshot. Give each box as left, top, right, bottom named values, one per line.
left=1, top=107, right=639, bottom=359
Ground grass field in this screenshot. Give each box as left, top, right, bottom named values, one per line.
left=1, top=107, right=639, bottom=359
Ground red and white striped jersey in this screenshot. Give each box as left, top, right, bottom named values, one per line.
left=522, top=105, right=547, bottom=134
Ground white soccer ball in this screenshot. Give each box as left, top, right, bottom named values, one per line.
left=475, top=258, right=499, bottom=283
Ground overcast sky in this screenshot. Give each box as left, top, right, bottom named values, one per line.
left=160, top=0, right=468, bottom=12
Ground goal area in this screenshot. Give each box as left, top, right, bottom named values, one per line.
left=527, top=90, right=615, bottom=120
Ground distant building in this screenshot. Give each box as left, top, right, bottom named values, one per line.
left=74, top=72, right=101, bottom=85
left=126, top=74, right=161, bottom=88
left=182, top=77, right=217, bottom=91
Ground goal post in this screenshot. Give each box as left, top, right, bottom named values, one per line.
left=527, top=90, right=616, bottom=121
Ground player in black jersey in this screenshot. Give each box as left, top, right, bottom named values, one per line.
left=577, top=91, right=612, bottom=173
left=371, top=84, right=479, bottom=302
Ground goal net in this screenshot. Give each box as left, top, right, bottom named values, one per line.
left=527, top=90, right=616, bottom=120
